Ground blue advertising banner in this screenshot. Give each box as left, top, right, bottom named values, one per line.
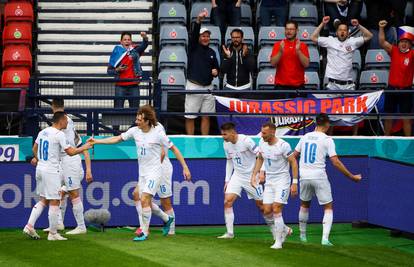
left=0, top=158, right=369, bottom=228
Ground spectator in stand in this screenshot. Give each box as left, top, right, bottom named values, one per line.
left=212, top=0, right=241, bottom=38
left=323, top=0, right=362, bottom=33
left=185, top=10, right=220, bottom=135
left=379, top=21, right=414, bottom=136
left=220, top=28, right=256, bottom=96
left=259, top=0, right=288, bottom=27
left=311, top=16, right=373, bottom=136
left=107, top=32, right=148, bottom=109
left=270, top=20, right=310, bottom=99
left=365, top=0, right=407, bottom=48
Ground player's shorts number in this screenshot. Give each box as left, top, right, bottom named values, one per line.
left=304, top=142, right=317, bottom=164
left=39, top=139, right=49, bottom=161
left=68, top=177, right=73, bottom=187
left=256, top=185, right=263, bottom=196
left=235, top=157, right=241, bottom=165
left=140, top=147, right=146, bottom=156
left=148, top=179, right=155, bottom=189
left=160, top=184, right=167, bottom=193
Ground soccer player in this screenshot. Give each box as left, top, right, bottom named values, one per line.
left=251, top=122, right=298, bottom=249
left=88, top=105, right=191, bottom=241
left=44, top=98, right=93, bottom=235
left=292, top=113, right=361, bottom=246
left=23, top=111, right=92, bottom=240
left=132, top=121, right=176, bottom=236
left=218, top=122, right=266, bottom=239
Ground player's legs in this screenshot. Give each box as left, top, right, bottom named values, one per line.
left=322, top=202, right=334, bottom=246
left=58, top=190, right=68, bottom=228
left=218, top=193, right=238, bottom=238
left=299, top=201, right=310, bottom=242
left=65, top=189, right=87, bottom=234
left=271, top=203, right=285, bottom=249
left=24, top=196, right=48, bottom=239
left=160, top=197, right=175, bottom=235
left=133, top=185, right=144, bottom=233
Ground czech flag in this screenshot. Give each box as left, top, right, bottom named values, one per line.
left=398, top=26, right=414, bottom=42
left=109, top=45, right=129, bottom=68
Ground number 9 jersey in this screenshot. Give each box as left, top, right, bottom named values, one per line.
left=295, top=131, right=337, bottom=180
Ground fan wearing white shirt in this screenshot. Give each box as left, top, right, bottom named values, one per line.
left=292, top=113, right=362, bottom=246
left=311, top=16, right=373, bottom=135
left=88, top=105, right=191, bottom=242
left=218, top=122, right=268, bottom=239
left=23, top=112, right=92, bottom=241
left=250, top=122, right=299, bottom=250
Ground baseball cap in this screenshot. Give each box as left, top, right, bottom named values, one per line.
left=199, top=27, right=211, bottom=35
left=398, top=26, right=414, bottom=43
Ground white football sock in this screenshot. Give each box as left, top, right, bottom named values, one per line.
left=48, top=205, right=60, bottom=235
left=166, top=209, right=176, bottom=233
left=58, top=197, right=67, bottom=226
left=322, top=209, right=333, bottom=241
left=72, top=197, right=86, bottom=229
left=224, top=207, right=234, bottom=235
left=27, top=201, right=46, bottom=228
left=263, top=214, right=276, bottom=240
left=274, top=213, right=284, bottom=244
left=135, top=201, right=143, bottom=228
left=141, top=207, right=152, bottom=236
left=299, top=207, right=309, bottom=239
left=151, top=202, right=169, bottom=222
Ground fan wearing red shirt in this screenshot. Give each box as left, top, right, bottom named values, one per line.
left=379, top=21, right=414, bottom=136
left=270, top=20, right=310, bottom=99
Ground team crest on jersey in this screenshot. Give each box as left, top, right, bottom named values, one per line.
left=345, top=46, right=352, bottom=52
left=404, top=58, right=410, bottom=66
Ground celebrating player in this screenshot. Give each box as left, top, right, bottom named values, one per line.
left=43, top=98, right=93, bottom=235
left=292, top=113, right=362, bottom=246
left=88, top=105, right=191, bottom=241
left=251, top=122, right=298, bottom=249
left=132, top=121, right=176, bottom=236
left=23, top=111, right=92, bottom=241
left=218, top=122, right=268, bottom=239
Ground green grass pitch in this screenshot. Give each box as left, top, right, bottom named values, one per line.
left=1, top=224, right=413, bottom=267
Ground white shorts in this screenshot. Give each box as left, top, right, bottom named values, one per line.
left=185, top=80, right=215, bottom=119
left=263, top=179, right=291, bottom=205
left=140, top=174, right=162, bottom=196
left=300, top=179, right=333, bottom=205
left=35, top=168, right=61, bottom=200
left=226, top=175, right=263, bottom=201
left=61, top=162, right=84, bottom=191
left=156, top=160, right=173, bottom=198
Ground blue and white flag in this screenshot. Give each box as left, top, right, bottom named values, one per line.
left=109, top=45, right=129, bottom=67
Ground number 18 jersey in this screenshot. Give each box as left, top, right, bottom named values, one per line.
left=35, top=127, right=70, bottom=172
left=295, top=131, right=337, bottom=180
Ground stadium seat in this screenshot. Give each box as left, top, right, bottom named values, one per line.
left=359, top=70, right=389, bottom=89
left=159, top=24, right=188, bottom=49
left=406, top=1, right=413, bottom=24
left=353, top=49, right=362, bottom=72
left=241, top=3, right=252, bottom=26
left=159, top=68, right=186, bottom=90
left=3, top=22, right=32, bottom=48
left=304, top=71, right=320, bottom=90
left=4, top=2, right=34, bottom=24
left=158, top=3, right=187, bottom=26
left=257, top=47, right=273, bottom=70
left=158, top=46, right=188, bottom=72
left=201, top=25, right=221, bottom=48
left=298, top=25, right=316, bottom=44
left=190, top=3, right=212, bottom=24
left=289, top=3, right=318, bottom=25
left=257, top=69, right=276, bottom=90
left=1, top=67, right=30, bottom=88
left=2, top=45, right=32, bottom=69
left=225, top=27, right=255, bottom=50
left=364, top=49, right=391, bottom=70
left=258, top=26, right=284, bottom=48
left=308, top=46, right=320, bottom=72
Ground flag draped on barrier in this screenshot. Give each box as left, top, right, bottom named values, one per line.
left=215, top=90, right=383, bottom=135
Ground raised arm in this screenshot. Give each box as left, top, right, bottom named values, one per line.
left=311, top=16, right=330, bottom=43
left=170, top=145, right=191, bottom=181
left=330, top=156, right=361, bottom=182
left=351, top=19, right=373, bottom=43
left=378, top=20, right=392, bottom=53
left=89, top=135, right=123, bottom=145
left=133, top=32, right=149, bottom=54
left=65, top=142, right=92, bottom=157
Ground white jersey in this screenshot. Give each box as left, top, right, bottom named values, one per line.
left=35, top=127, right=70, bottom=172
left=258, top=138, right=292, bottom=181
left=223, top=134, right=258, bottom=180
left=155, top=122, right=171, bottom=165
left=318, top=36, right=364, bottom=81
left=121, top=126, right=173, bottom=178
left=295, top=131, right=337, bottom=180
left=61, top=116, right=82, bottom=165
